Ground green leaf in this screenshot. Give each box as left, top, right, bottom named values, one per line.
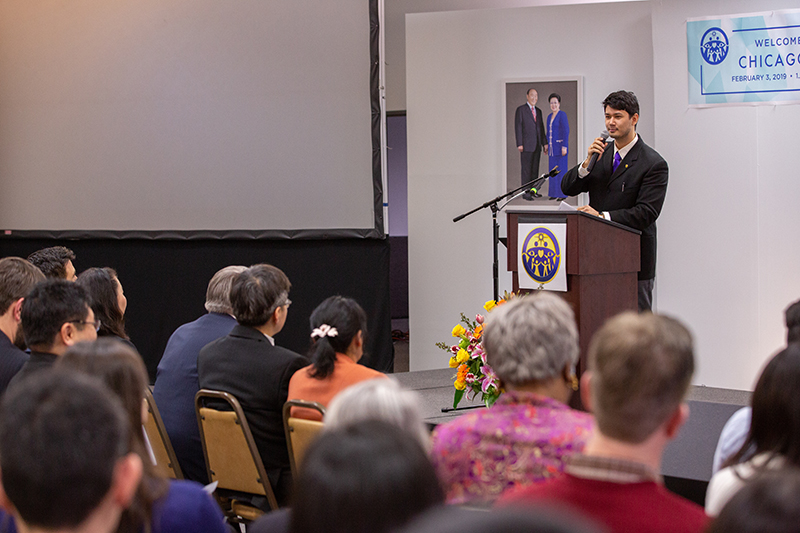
left=453, top=388, right=465, bottom=409
left=484, top=392, right=499, bottom=409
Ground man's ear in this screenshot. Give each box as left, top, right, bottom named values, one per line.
left=59, top=322, right=78, bottom=347
left=270, top=306, right=282, bottom=325
left=664, top=403, right=689, bottom=440
left=11, top=298, right=24, bottom=323
left=580, top=371, right=593, bottom=412
left=111, top=454, right=143, bottom=508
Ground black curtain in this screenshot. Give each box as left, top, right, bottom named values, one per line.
left=0, top=238, right=392, bottom=380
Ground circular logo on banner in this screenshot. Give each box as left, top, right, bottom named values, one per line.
left=701, top=27, right=729, bottom=65
left=521, top=227, right=560, bottom=284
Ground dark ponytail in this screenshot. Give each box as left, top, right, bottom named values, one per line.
left=308, top=296, right=367, bottom=379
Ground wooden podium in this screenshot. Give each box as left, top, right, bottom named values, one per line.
left=507, top=210, right=640, bottom=376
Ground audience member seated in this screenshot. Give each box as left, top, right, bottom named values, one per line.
left=0, top=257, right=44, bottom=395
left=705, top=343, right=800, bottom=515
left=0, top=370, right=142, bottom=533
left=290, top=420, right=444, bottom=533
left=198, top=264, right=308, bottom=506
left=706, top=469, right=800, bottom=533
left=430, top=293, right=593, bottom=504
left=500, top=312, right=708, bottom=533
left=56, top=338, right=228, bottom=533
left=153, top=265, right=246, bottom=484
left=8, top=280, right=97, bottom=388
left=26, top=246, right=77, bottom=281
left=711, top=297, right=800, bottom=474
left=249, top=379, right=431, bottom=533
left=325, top=377, right=430, bottom=449
left=287, top=296, right=387, bottom=420
left=76, top=267, right=135, bottom=349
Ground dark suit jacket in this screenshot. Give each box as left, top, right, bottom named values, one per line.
left=515, top=103, right=547, bottom=152
left=0, top=331, right=28, bottom=396
left=153, top=312, right=237, bottom=484
left=7, top=351, right=58, bottom=390
left=561, top=136, right=668, bottom=280
left=197, top=325, right=308, bottom=490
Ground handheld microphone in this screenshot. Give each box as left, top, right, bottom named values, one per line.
left=585, top=131, right=610, bottom=173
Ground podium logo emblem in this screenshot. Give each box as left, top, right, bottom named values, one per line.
left=700, top=27, right=728, bottom=65
left=521, top=227, right=561, bottom=283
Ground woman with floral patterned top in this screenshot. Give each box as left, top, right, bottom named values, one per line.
left=430, top=293, right=593, bottom=504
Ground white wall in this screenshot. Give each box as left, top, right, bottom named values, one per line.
left=384, top=0, right=641, bottom=111
left=652, top=0, right=800, bottom=390
left=406, top=2, right=655, bottom=371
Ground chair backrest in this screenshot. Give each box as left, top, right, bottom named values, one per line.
left=282, top=399, right=326, bottom=477
left=142, top=387, right=183, bottom=479
left=195, top=389, right=279, bottom=511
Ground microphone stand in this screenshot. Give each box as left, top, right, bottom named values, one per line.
left=453, top=169, right=555, bottom=302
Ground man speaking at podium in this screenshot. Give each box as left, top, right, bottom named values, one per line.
left=561, top=91, right=668, bottom=311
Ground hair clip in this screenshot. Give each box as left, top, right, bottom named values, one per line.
left=311, top=324, right=339, bottom=339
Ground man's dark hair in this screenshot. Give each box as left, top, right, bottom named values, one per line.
left=21, top=280, right=92, bottom=349
left=785, top=299, right=800, bottom=344
left=0, top=369, right=129, bottom=529
left=0, top=257, right=45, bottom=312
left=26, top=246, right=75, bottom=279
left=602, top=90, right=640, bottom=118
left=527, top=88, right=537, bottom=96
left=230, top=264, right=291, bottom=327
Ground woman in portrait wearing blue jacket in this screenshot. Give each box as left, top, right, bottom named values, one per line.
left=546, top=93, right=569, bottom=200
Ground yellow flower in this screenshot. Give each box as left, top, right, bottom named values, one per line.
left=454, top=379, right=467, bottom=390
left=451, top=324, right=466, bottom=337
left=448, top=356, right=458, bottom=368
left=483, top=300, right=497, bottom=312
left=456, top=348, right=470, bottom=364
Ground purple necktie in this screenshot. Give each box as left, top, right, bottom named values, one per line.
left=613, top=152, right=622, bottom=173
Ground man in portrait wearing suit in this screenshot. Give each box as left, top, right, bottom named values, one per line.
left=515, top=88, right=548, bottom=201
left=197, top=264, right=308, bottom=506
left=561, top=90, right=668, bottom=311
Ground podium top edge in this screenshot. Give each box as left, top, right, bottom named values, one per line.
left=505, top=209, right=641, bottom=235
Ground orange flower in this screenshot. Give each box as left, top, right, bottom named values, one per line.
left=473, top=324, right=483, bottom=340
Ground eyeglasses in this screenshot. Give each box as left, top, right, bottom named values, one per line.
left=71, top=319, right=102, bottom=332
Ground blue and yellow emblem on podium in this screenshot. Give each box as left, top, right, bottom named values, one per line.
left=521, top=227, right=561, bottom=284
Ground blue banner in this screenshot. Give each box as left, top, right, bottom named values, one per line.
left=687, top=9, right=800, bottom=106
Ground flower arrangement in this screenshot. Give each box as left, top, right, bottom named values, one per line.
left=436, top=292, right=515, bottom=409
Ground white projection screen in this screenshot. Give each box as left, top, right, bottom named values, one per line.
left=0, top=0, right=380, bottom=235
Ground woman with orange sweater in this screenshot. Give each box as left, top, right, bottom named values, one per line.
left=287, top=296, right=386, bottom=420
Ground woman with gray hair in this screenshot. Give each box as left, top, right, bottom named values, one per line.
left=325, top=377, right=430, bottom=449
left=430, top=292, right=593, bottom=504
